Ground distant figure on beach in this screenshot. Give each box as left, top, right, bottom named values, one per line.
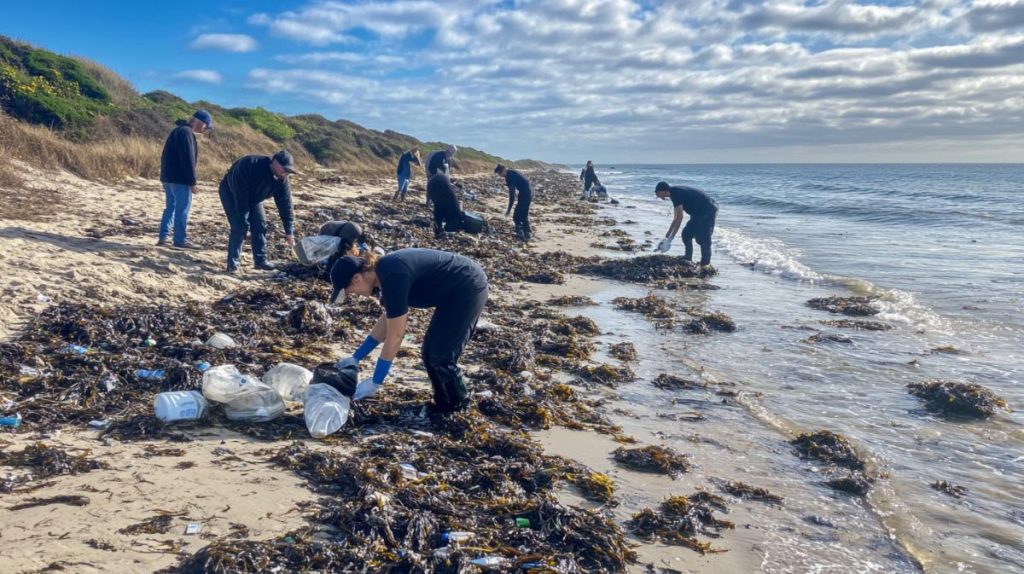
left=393, top=148, right=420, bottom=201
left=654, top=182, right=718, bottom=266
left=218, top=151, right=300, bottom=273
left=495, top=164, right=533, bottom=241
left=427, top=173, right=464, bottom=238
left=579, top=160, right=601, bottom=201
left=157, top=109, right=212, bottom=249
left=330, top=248, right=488, bottom=413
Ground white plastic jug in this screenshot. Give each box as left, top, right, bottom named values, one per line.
left=206, top=332, right=236, bottom=349
left=304, top=383, right=351, bottom=438
left=295, top=235, right=341, bottom=265
left=202, top=364, right=258, bottom=404
left=223, top=382, right=286, bottom=422
left=154, top=390, right=208, bottom=422
left=263, top=362, right=313, bottom=402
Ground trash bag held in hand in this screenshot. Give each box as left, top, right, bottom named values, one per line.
left=311, top=362, right=358, bottom=397
left=295, top=235, right=342, bottom=265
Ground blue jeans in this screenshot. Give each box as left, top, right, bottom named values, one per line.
left=396, top=175, right=410, bottom=198
left=219, top=185, right=268, bottom=269
left=159, top=183, right=192, bottom=245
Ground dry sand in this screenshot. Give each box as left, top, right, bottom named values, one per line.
left=0, top=164, right=762, bottom=573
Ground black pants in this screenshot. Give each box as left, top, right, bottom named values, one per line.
left=421, top=284, right=488, bottom=411
left=513, top=195, right=532, bottom=240
left=219, top=185, right=268, bottom=269
left=433, top=204, right=463, bottom=236
left=682, top=208, right=717, bottom=265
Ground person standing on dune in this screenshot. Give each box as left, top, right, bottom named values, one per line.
left=654, top=181, right=718, bottom=266
left=157, top=109, right=212, bottom=249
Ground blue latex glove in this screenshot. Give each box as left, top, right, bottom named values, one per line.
left=352, top=335, right=380, bottom=362
left=353, top=378, right=381, bottom=400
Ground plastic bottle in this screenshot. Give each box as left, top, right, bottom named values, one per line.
left=263, top=362, right=313, bottom=402
left=136, top=369, right=166, bottom=381
left=63, top=344, right=88, bottom=355
left=0, top=413, right=22, bottom=427
left=205, top=332, right=236, bottom=349
left=295, top=235, right=341, bottom=265
left=195, top=361, right=211, bottom=372
left=469, top=556, right=506, bottom=568
left=202, top=365, right=256, bottom=403
left=441, top=531, right=474, bottom=544
left=154, top=390, right=208, bottom=422
left=303, top=383, right=351, bottom=438
left=223, top=382, right=285, bottom=422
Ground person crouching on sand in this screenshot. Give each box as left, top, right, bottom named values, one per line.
left=330, top=248, right=489, bottom=414
left=654, top=181, right=719, bottom=266
left=427, top=173, right=465, bottom=238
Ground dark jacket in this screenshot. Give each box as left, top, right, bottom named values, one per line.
left=426, top=150, right=449, bottom=176
left=220, top=155, right=295, bottom=235
left=396, top=151, right=420, bottom=178
left=505, top=169, right=532, bottom=212
left=427, top=174, right=463, bottom=232
left=159, top=122, right=198, bottom=186
left=579, top=165, right=599, bottom=188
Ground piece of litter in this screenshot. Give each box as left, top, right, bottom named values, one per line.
left=185, top=523, right=201, bottom=535
left=19, top=365, right=40, bottom=376
left=88, top=420, right=108, bottom=429
left=477, top=390, right=494, bottom=399
left=410, top=430, right=434, bottom=438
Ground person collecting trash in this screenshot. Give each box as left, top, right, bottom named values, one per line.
left=330, top=248, right=488, bottom=413
left=654, top=181, right=719, bottom=266
left=494, top=164, right=533, bottom=242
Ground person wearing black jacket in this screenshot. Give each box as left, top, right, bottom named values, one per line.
left=654, top=181, right=719, bottom=266
left=579, top=160, right=600, bottom=200
left=427, top=173, right=464, bottom=238
left=330, top=248, right=489, bottom=414
left=158, top=109, right=211, bottom=249
left=495, top=164, right=532, bottom=241
left=393, top=148, right=420, bottom=201
left=218, top=151, right=300, bottom=273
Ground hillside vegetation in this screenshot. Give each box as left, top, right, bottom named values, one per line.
left=0, top=35, right=543, bottom=185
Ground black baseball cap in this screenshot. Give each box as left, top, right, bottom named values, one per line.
left=272, top=150, right=303, bottom=176
left=329, top=255, right=365, bottom=304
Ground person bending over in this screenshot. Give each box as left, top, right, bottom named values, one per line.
left=330, top=248, right=489, bottom=413
left=495, top=164, right=533, bottom=242
left=427, top=173, right=464, bottom=238
left=654, top=181, right=718, bottom=266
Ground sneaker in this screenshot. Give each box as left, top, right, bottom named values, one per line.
left=254, top=260, right=277, bottom=271
left=173, top=240, right=200, bottom=250
left=225, top=265, right=239, bottom=274
left=156, top=238, right=168, bottom=246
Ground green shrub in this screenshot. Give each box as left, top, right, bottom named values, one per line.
left=230, top=106, right=295, bottom=142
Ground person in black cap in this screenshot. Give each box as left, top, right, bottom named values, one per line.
left=218, top=151, right=300, bottom=273
left=426, top=173, right=464, bottom=238
left=330, top=248, right=488, bottom=414
left=494, top=164, right=532, bottom=241
left=158, top=109, right=212, bottom=249
left=654, top=181, right=719, bottom=266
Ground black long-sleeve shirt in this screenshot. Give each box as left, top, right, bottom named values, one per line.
left=668, top=185, right=717, bottom=216
left=159, top=123, right=198, bottom=186
left=220, top=155, right=295, bottom=235
left=426, top=150, right=449, bottom=176
left=579, top=165, right=599, bottom=188
left=427, top=174, right=462, bottom=232
left=504, top=169, right=532, bottom=213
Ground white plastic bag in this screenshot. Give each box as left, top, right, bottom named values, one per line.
left=295, top=235, right=342, bottom=265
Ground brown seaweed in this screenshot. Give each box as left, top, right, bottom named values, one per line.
left=608, top=342, right=637, bottom=362
left=612, top=445, right=691, bottom=478
left=652, top=374, right=706, bottom=391
left=627, top=494, right=734, bottom=554
left=931, top=480, right=968, bottom=498
left=907, top=380, right=1009, bottom=418
left=806, top=296, right=879, bottom=316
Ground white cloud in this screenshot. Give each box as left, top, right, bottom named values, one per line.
left=189, top=33, right=258, bottom=53
left=233, top=1, right=1024, bottom=161
left=172, top=69, right=223, bottom=84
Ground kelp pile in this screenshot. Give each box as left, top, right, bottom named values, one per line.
left=627, top=493, right=734, bottom=554
left=819, top=319, right=893, bottom=331
left=931, top=480, right=968, bottom=499
left=577, top=255, right=716, bottom=288
left=591, top=229, right=642, bottom=252
left=612, top=294, right=675, bottom=328
left=575, top=363, right=637, bottom=386
left=716, top=480, right=783, bottom=505
left=907, top=381, right=1009, bottom=418
left=608, top=342, right=637, bottom=362
left=806, top=296, right=879, bottom=316
left=547, top=295, right=597, bottom=307
left=682, top=310, right=736, bottom=334
left=0, top=442, right=108, bottom=493
left=652, top=374, right=706, bottom=391
left=790, top=431, right=874, bottom=496
left=612, top=445, right=691, bottom=479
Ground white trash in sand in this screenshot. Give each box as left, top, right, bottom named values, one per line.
left=223, top=381, right=285, bottom=422
left=263, top=363, right=313, bottom=402
left=154, top=390, right=208, bottom=422
left=205, top=332, right=236, bottom=349
left=304, top=383, right=351, bottom=438
left=295, top=235, right=341, bottom=265
left=202, top=365, right=258, bottom=403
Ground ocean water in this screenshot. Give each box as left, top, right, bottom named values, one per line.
left=564, top=164, right=1023, bottom=573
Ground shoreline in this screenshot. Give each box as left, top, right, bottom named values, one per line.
left=1, top=165, right=911, bottom=572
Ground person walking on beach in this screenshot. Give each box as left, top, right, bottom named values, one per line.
left=495, top=164, right=533, bottom=242
left=393, top=148, right=420, bottom=201
left=579, top=160, right=601, bottom=201
left=330, top=248, right=489, bottom=414
left=218, top=151, right=300, bottom=273
left=157, top=109, right=212, bottom=249
left=654, top=181, right=718, bottom=266
left=427, top=173, right=464, bottom=238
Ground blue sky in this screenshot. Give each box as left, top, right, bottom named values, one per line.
left=3, top=0, right=1024, bottom=163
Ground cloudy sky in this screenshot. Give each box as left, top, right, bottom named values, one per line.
left=5, top=0, right=1024, bottom=162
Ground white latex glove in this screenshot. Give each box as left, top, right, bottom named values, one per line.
left=353, top=378, right=382, bottom=400
left=335, top=356, right=357, bottom=370
left=657, top=237, right=673, bottom=253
